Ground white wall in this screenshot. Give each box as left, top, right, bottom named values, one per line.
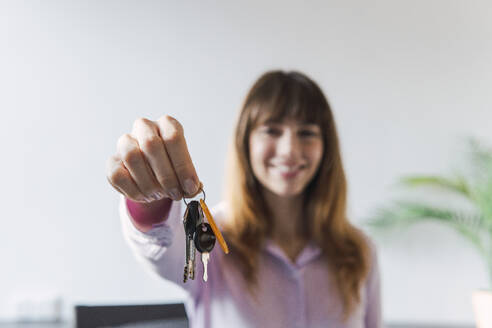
left=1, top=0, right=491, bottom=324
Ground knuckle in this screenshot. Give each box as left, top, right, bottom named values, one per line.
left=158, top=116, right=184, bottom=140
left=117, top=133, right=132, bottom=147
left=157, top=114, right=178, bottom=125
left=117, top=134, right=139, bottom=155
left=162, top=131, right=181, bottom=145
left=161, top=125, right=183, bottom=144
left=133, top=117, right=151, bottom=129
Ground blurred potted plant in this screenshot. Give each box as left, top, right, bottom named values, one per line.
left=367, top=138, right=492, bottom=328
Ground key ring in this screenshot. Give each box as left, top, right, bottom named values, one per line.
left=182, top=182, right=205, bottom=206
left=181, top=181, right=229, bottom=256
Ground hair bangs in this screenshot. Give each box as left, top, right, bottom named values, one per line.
left=246, top=72, right=327, bottom=129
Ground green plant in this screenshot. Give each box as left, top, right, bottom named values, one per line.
left=367, top=138, right=492, bottom=289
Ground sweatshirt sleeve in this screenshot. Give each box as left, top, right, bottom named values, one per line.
left=119, top=194, right=202, bottom=295
left=364, top=238, right=382, bottom=328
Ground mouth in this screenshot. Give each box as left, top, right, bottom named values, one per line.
left=272, top=164, right=306, bottom=179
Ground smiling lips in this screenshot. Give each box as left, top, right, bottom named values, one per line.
left=273, top=164, right=305, bottom=179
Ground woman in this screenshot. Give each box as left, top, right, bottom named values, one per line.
left=106, top=70, right=381, bottom=328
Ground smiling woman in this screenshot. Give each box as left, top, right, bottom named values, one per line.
left=107, top=70, right=381, bottom=328
left=222, top=71, right=377, bottom=324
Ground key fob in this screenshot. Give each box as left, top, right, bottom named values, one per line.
left=194, top=223, right=216, bottom=253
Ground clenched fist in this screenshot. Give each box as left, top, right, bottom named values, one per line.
left=106, top=115, right=201, bottom=204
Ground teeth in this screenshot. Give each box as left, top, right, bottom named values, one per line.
left=276, top=165, right=299, bottom=172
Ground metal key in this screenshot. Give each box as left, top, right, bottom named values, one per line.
left=194, top=223, right=216, bottom=282
left=189, top=238, right=196, bottom=280
left=183, top=206, right=191, bottom=283
left=183, top=201, right=200, bottom=282
left=201, top=252, right=210, bottom=282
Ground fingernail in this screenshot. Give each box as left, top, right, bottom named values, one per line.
left=184, top=179, right=198, bottom=195
left=168, top=188, right=181, bottom=200
left=152, top=192, right=163, bottom=200
left=144, top=197, right=154, bottom=203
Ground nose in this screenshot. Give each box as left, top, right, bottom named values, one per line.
left=276, top=130, right=301, bottom=160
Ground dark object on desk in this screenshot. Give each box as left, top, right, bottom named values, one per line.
left=0, top=320, right=474, bottom=328
left=74, top=303, right=188, bottom=328
left=388, top=324, right=473, bottom=328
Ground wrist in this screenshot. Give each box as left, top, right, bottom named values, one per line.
left=126, top=197, right=173, bottom=232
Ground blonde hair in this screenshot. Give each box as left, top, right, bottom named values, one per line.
left=223, top=70, right=370, bottom=319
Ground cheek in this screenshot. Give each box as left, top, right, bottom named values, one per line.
left=248, top=137, right=264, bottom=178
left=308, top=142, right=324, bottom=168
left=249, top=135, right=274, bottom=167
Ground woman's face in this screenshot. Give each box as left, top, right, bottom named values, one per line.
left=249, top=118, right=324, bottom=197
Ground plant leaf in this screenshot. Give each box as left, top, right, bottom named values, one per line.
left=367, top=201, right=488, bottom=257
left=467, top=138, right=492, bottom=225
left=399, top=175, right=471, bottom=198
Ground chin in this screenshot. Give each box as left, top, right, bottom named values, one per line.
left=268, top=184, right=306, bottom=198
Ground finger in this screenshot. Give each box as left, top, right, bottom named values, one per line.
left=156, top=115, right=200, bottom=197
left=106, top=154, right=150, bottom=202
left=186, top=181, right=203, bottom=198
left=131, top=118, right=182, bottom=201
left=116, top=133, right=164, bottom=201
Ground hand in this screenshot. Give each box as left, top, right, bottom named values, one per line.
left=106, top=115, right=201, bottom=203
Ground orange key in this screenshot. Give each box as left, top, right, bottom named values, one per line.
left=199, top=199, right=229, bottom=254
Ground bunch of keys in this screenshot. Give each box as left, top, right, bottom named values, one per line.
left=183, top=187, right=229, bottom=283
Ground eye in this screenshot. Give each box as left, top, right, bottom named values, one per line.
left=262, top=126, right=281, bottom=136
left=298, top=129, right=319, bottom=137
